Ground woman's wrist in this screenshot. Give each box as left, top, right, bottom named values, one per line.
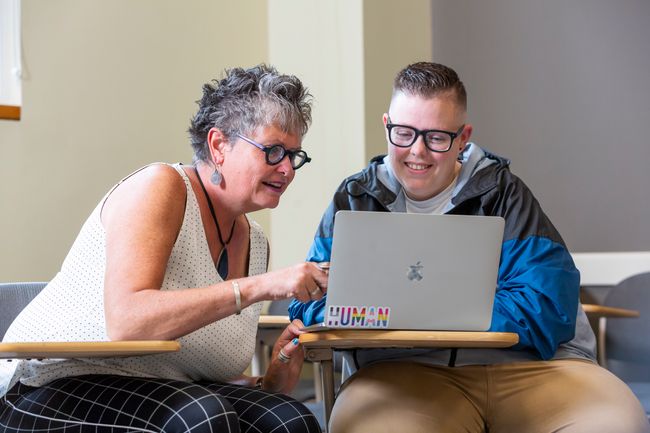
left=260, top=372, right=282, bottom=393
left=235, top=275, right=265, bottom=306
left=253, top=375, right=264, bottom=389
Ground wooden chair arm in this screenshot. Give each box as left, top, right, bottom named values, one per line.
left=582, top=303, right=639, bottom=318
left=257, top=315, right=290, bottom=328
left=0, top=340, right=180, bottom=359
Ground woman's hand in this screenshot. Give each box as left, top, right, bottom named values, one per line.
left=262, top=319, right=308, bottom=394
left=253, top=262, right=329, bottom=303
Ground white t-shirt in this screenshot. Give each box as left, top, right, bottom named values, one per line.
left=1, top=164, right=267, bottom=396
left=405, top=175, right=458, bottom=215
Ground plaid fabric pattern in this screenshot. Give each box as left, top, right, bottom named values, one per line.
left=0, top=375, right=320, bottom=433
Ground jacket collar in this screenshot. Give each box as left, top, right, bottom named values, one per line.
left=346, top=143, right=511, bottom=210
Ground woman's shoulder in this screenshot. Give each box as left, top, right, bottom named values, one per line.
left=117, top=163, right=188, bottom=199
left=101, top=163, right=188, bottom=224
left=130, top=162, right=187, bottom=187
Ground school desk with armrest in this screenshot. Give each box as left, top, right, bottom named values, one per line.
left=1, top=282, right=320, bottom=409
left=299, top=329, right=519, bottom=427
left=1, top=282, right=181, bottom=359
left=1, top=282, right=292, bottom=371
left=1, top=282, right=276, bottom=374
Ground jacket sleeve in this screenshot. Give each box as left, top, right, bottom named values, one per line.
left=487, top=176, right=580, bottom=360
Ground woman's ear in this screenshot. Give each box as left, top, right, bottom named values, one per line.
left=207, top=128, right=229, bottom=165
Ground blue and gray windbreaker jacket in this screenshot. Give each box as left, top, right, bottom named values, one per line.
left=289, top=144, right=596, bottom=364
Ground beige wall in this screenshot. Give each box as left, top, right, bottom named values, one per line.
left=363, top=0, right=433, bottom=159
left=267, top=0, right=432, bottom=269
left=0, top=0, right=431, bottom=281
left=266, top=0, right=367, bottom=269
left=0, top=0, right=268, bottom=281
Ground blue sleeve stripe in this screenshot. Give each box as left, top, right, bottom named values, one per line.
left=491, top=236, right=580, bottom=359
left=305, top=237, right=333, bottom=262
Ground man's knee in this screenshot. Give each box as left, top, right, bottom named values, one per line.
left=567, top=408, right=649, bottom=433
left=330, top=363, right=484, bottom=433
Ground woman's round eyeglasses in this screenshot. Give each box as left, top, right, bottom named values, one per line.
left=386, top=116, right=465, bottom=153
left=236, top=133, right=311, bottom=170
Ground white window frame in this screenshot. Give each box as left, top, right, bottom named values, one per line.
left=0, top=0, right=22, bottom=109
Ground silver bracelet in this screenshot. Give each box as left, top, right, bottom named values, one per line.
left=232, top=280, right=241, bottom=315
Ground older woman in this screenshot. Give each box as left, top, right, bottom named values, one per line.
left=0, top=65, right=326, bottom=433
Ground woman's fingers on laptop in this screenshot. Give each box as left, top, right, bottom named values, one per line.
left=282, top=263, right=325, bottom=302
left=305, top=278, right=324, bottom=300
left=311, top=262, right=329, bottom=294
left=263, top=262, right=327, bottom=302
left=309, top=286, right=323, bottom=300
left=301, top=263, right=326, bottom=300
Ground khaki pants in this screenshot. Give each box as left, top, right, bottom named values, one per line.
left=330, top=359, right=649, bottom=433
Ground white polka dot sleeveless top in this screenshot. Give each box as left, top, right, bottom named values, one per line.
left=1, top=164, right=267, bottom=396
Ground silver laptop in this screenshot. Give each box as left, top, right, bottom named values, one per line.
left=306, top=211, right=504, bottom=331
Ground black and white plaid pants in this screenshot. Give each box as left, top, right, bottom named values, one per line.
left=0, top=375, right=321, bottom=433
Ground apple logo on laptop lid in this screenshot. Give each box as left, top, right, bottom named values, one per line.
left=407, top=261, right=423, bottom=281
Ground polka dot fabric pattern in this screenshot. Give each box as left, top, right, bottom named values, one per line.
left=1, top=164, right=267, bottom=397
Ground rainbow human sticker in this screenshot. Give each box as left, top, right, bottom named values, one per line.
left=326, top=305, right=391, bottom=328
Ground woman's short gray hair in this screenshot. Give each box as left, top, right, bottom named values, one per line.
left=188, top=64, right=313, bottom=162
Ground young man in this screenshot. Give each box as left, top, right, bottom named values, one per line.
left=290, top=62, right=649, bottom=433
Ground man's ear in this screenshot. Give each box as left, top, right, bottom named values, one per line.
left=459, top=124, right=473, bottom=153
left=382, top=113, right=391, bottom=142
left=207, top=127, right=229, bottom=165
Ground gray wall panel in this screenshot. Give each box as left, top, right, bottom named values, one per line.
left=431, top=0, right=650, bottom=252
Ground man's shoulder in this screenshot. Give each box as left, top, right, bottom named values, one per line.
left=322, top=155, right=398, bottom=213
left=332, top=155, right=385, bottom=191
left=462, top=145, right=528, bottom=192
left=338, top=156, right=397, bottom=198
left=348, top=155, right=386, bottom=180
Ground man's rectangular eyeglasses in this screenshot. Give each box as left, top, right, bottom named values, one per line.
left=236, top=133, right=311, bottom=170
left=386, top=117, right=465, bottom=153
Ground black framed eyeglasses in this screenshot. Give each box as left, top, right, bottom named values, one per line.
left=236, top=133, right=311, bottom=170
left=386, top=116, right=465, bottom=153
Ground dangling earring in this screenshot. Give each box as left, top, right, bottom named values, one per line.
left=211, top=165, right=222, bottom=185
